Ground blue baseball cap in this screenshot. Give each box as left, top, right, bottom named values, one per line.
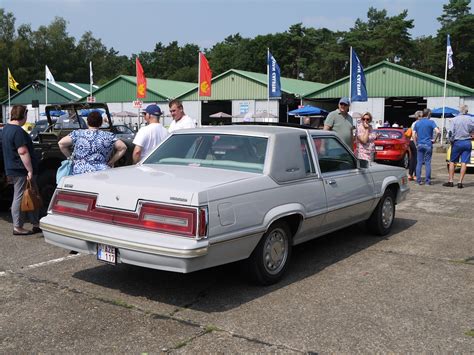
left=143, top=104, right=162, bottom=117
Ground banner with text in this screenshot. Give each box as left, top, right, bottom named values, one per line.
left=350, top=49, right=368, bottom=102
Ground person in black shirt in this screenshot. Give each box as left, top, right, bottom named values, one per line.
left=1, top=105, right=41, bottom=235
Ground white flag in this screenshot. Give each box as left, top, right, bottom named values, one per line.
left=90, top=61, right=93, bottom=84
left=447, top=34, right=454, bottom=70
left=45, top=65, right=56, bottom=83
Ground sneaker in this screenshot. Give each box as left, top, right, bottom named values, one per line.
left=442, top=182, right=454, bottom=187
left=457, top=183, right=464, bottom=189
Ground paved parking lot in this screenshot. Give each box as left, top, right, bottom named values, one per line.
left=0, top=152, right=473, bottom=353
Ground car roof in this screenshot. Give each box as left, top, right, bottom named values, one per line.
left=171, top=124, right=334, bottom=137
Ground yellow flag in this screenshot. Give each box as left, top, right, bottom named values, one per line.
left=8, top=68, right=20, bottom=92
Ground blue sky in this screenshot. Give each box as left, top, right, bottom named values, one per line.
left=2, top=0, right=456, bottom=56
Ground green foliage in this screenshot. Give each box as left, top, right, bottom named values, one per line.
left=1, top=1, right=474, bottom=106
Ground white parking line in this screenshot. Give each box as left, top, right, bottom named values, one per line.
left=0, top=254, right=82, bottom=277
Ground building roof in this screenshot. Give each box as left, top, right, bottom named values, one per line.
left=1, top=80, right=99, bottom=105
left=304, top=61, right=474, bottom=99
left=78, top=75, right=196, bottom=103
left=177, top=69, right=326, bottom=101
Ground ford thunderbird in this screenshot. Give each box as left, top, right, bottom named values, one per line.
left=41, top=125, right=409, bottom=285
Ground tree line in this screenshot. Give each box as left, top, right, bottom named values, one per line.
left=1, top=0, right=473, bottom=102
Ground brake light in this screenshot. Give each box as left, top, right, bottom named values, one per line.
left=50, top=190, right=206, bottom=238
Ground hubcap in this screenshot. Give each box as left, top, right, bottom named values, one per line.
left=263, top=228, right=288, bottom=275
left=381, top=197, right=394, bottom=228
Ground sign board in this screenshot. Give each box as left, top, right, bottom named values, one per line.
left=133, top=100, right=143, bottom=109
left=87, top=96, right=96, bottom=103
left=239, top=102, right=249, bottom=114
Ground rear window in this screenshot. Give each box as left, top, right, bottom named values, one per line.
left=375, top=129, right=403, bottom=139
left=145, top=134, right=267, bottom=173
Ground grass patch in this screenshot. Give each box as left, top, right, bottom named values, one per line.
left=95, top=296, right=135, bottom=309
left=465, top=329, right=474, bottom=337
left=203, top=324, right=220, bottom=334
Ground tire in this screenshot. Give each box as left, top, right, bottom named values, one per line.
left=37, top=169, right=57, bottom=217
left=398, top=152, right=409, bottom=169
left=246, top=221, right=292, bottom=286
left=367, top=189, right=395, bottom=236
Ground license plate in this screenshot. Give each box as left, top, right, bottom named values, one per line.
left=97, top=243, right=117, bottom=264
left=375, top=146, right=383, bottom=151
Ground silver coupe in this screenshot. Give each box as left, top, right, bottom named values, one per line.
left=41, top=125, right=409, bottom=285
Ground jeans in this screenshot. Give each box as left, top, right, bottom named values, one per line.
left=415, top=144, right=433, bottom=184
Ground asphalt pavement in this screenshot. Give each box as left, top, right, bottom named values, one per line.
left=0, top=151, right=473, bottom=353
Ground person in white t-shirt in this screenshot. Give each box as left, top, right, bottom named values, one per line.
left=168, top=99, right=196, bottom=133
left=132, top=104, right=168, bottom=164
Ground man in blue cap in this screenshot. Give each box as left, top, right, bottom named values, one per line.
left=132, top=104, right=168, bottom=164
left=324, top=97, right=354, bottom=148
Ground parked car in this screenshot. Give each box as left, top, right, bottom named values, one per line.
left=30, top=118, right=57, bottom=141
left=374, top=128, right=410, bottom=168
left=110, top=124, right=135, bottom=142
left=40, top=125, right=409, bottom=285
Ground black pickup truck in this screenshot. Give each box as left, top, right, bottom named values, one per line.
left=1, top=103, right=134, bottom=214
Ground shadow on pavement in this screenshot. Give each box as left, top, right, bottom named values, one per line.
left=72, top=217, right=417, bottom=312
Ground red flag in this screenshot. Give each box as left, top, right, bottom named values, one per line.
left=136, top=57, right=147, bottom=98
left=199, top=52, right=212, bottom=97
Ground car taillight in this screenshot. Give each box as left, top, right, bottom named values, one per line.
left=50, top=190, right=206, bottom=239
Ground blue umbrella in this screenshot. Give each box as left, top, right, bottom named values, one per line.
left=288, top=106, right=328, bottom=116
left=40, top=110, right=67, bottom=117
left=431, top=107, right=459, bottom=118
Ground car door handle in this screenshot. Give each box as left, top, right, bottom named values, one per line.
left=286, top=168, right=300, bottom=172
left=327, top=180, right=337, bottom=185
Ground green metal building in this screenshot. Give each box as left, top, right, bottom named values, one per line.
left=304, top=61, right=474, bottom=127
left=1, top=80, right=97, bottom=123
left=176, top=68, right=326, bottom=125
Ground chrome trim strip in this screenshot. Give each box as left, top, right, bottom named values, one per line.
left=40, top=222, right=208, bottom=258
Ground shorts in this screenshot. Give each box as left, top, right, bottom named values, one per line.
left=449, top=140, right=472, bottom=163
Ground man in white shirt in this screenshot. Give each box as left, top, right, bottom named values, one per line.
left=168, top=99, right=196, bottom=133
left=132, top=104, right=168, bottom=163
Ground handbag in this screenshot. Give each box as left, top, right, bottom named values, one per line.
left=56, top=158, right=74, bottom=184
left=21, top=180, right=43, bottom=212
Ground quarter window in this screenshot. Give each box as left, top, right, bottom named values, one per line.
left=300, top=137, right=315, bottom=174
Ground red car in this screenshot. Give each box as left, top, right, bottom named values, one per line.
left=374, top=128, right=410, bottom=168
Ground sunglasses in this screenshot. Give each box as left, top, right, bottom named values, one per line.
left=362, top=118, right=371, bottom=122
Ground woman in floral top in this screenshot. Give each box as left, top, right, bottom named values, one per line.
left=58, top=111, right=127, bottom=175
left=355, top=112, right=378, bottom=161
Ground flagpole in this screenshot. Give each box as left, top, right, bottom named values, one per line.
left=349, top=47, right=353, bottom=101
left=8, top=72, right=11, bottom=121
left=267, top=48, right=270, bottom=120
left=45, top=66, right=48, bottom=107
left=89, top=61, right=93, bottom=100
left=440, top=43, right=449, bottom=145
left=198, top=51, right=201, bottom=127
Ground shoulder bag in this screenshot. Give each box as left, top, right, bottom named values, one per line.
left=21, top=180, right=43, bottom=212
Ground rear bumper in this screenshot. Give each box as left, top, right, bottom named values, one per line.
left=40, top=214, right=261, bottom=273
left=375, top=150, right=405, bottom=161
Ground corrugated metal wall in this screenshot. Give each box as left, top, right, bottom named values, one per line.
left=307, top=63, right=474, bottom=98
left=180, top=73, right=268, bottom=101
left=94, top=80, right=167, bottom=102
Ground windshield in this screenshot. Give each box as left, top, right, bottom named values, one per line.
left=144, top=134, right=268, bottom=173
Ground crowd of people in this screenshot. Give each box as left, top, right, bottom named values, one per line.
left=323, top=97, right=473, bottom=187
left=1, top=100, right=196, bottom=235
left=2, top=97, right=473, bottom=235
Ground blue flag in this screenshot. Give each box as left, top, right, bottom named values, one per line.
left=350, top=49, right=368, bottom=102
left=447, top=34, right=454, bottom=69
left=267, top=51, right=281, bottom=98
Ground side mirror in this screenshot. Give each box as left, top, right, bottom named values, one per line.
left=359, top=159, right=369, bottom=169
